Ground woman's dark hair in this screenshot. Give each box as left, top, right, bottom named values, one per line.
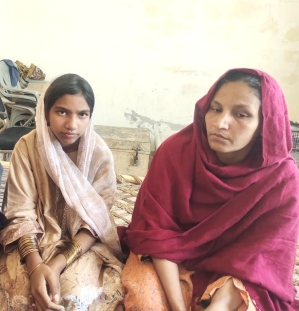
left=44, top=73, right=95, bottom=117
left=215, top=70, right=261, bottom=101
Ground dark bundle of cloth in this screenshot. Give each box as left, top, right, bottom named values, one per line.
left=0, top=213, right=7, bottom=231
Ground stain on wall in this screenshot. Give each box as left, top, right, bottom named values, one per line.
left=285, top=25, right=299, bottom=42
left=282, top=73, right=298, bottom=84
left=260, top=17, right=278, bottom=35
left=226, top=1, right=258, bottom=19
left=284, top=50, right=299, bottom=68
left=144, top=1, right=183, bottom=36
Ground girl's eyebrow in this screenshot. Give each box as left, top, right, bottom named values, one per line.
left=54, top=106, right=90, bottom=113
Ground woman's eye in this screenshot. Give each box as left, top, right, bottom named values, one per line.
left=210, top=106, right=221, bottom=112
left=236, top=113, right=248, bottom=118
left=58, top=111, right=66, bottom=116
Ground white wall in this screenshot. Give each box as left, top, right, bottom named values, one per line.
left=1, top=0, right=299, bottom=143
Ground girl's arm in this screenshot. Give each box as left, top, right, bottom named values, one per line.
left=153, top=258, right=187, bottom=311
left=27, top=229, right=96, bottom=310
left=48, top=228, right=96, bottom=274
left=25, top=251, right=63, bottom=311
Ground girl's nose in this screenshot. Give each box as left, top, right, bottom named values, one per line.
left=66, top=116, right=77, bottom=130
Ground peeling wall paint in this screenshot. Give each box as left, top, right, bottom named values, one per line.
left=124, top=109, right=186, bottom=150
left=124, top=109, right=185, bottom=134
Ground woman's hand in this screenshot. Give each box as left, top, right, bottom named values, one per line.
left=152, top=258, right=187, bottom=311
left=205, top=278, right=243, bottom=311
left=29, top=261, right=64, bottom=311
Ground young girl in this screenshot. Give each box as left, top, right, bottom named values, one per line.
left=0, top=74, right=124, bottom=311
left=119, top=68, right=299, bottom=310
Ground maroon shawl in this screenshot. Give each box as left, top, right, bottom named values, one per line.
left=119, top=68, right=299, bottom=310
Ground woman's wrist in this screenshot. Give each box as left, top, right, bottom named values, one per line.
left=205, top=299, right=232, bottom=311
left=152, top=258, right=187, bottom=311
left=206, top=278, right=243, bottom=311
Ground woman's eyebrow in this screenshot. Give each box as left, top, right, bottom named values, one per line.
left=211, top=100, right=222, bottom=106
left=212, top=100, right=253, bottom=109
left=233, top=104, right=254, bottom=110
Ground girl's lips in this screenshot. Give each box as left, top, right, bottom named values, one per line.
left=62, top=133, right=77, bottom=138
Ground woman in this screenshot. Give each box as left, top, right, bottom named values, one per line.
left=119, top=68, right=299, bottom=310
left=0, top=74, right=124, bottom=311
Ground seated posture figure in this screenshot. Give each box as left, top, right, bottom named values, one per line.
left=0, top=74, right=124, bottom=311
left=119, top=68, right=299, bottom=311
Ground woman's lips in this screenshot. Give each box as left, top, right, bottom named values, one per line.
left=211, top=133, right=229, bottom=140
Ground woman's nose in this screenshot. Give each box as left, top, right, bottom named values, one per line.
left=215, top=113, right=230, bottom=129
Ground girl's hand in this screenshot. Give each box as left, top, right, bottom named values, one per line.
left=29, top=262, right=63, bottom=311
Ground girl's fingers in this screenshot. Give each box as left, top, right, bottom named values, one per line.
left=28, top=294, right=34, bottom=305
left=31, top=303, right=42, bottom=311
left=32, top=301, right=64, bottom=311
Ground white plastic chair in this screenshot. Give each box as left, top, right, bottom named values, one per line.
left=0, top=60, right=38, bottom=128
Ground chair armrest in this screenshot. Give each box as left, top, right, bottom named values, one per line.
left=0, top=98, right=8, bottom=120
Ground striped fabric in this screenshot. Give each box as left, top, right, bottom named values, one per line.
left=0, top=161, right=8, bottom=211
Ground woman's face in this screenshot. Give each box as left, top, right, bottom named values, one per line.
left=205, top=81, right=262, bottom=165
left=47, top=93, right=91, bottom=153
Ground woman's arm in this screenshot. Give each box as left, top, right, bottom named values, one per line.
left=153, top=258, right=187, bottom=311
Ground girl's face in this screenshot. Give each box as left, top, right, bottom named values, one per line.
left=47, top=93, right=91, bottom=153
left=205, top=81, right=262, bottom=165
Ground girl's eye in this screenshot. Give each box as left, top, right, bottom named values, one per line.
left=79, top=112, right=89, bottom=117
left=58, top=111, right=66, bottom=116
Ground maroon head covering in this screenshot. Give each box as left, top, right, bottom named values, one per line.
left=120, top=68, right=299, bottom=310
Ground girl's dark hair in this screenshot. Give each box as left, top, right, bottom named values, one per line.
left=44, top=73, right=95, bottom=117
left=215, top=70, right=261, bottom=101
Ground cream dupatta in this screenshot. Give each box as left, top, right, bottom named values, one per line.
left=35, top=84, right=122, bottom=260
